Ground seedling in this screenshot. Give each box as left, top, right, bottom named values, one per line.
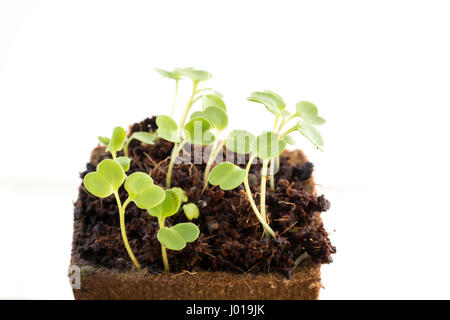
left=147, top=188, right=200, bottom=271
left=101, top=126, right=157, bottom=159
left=208, top=130, right=280, bottom=238
left=248, top=91, right=326, bottom=189
left=83, top=161, right=165, bottom=269
left=155, top=67, right=225, bottom=187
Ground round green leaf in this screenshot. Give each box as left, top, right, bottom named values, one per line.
left=225, top=130, right=255, bottom=154
left=247, top=90, right=286, bottom=114
left=254, top=131, right=286, bottom=160
left=98, top=136, right=110, bottom=145
left=156, top=115, right=180, bottom=143
left=147, top=189, right=181, bottom=219
left=184, top=117, right=216, bottom=145
left=106, top=126, right=127, bottom=156
left=155, top=68, right=181, bottom=80
left=208, top=162, right=246, bottom=190
left=202, top=94, right=226, bottom=111
left=171, top=222, right=200, bottom=242
left=171, top=187, right=188, bottom=203
left=115, top=156, right=131, bottom=172
left=157, top=227, right=186, bottom=250
left=175, top=68, right=212, bottom=82
left=297, top=121, right=324, bottom=150
left=182, top=203, right=199, bottom=220
left=125, top=172, right=165, bottom=209
left=282, top=135, right=296, bottom=145
left=191, top=106, right=228, bottom=131
left=83, top=159, right=126, bottom=198
left=295, top=101, right=326, bottom=125
left=130, top=131, right=157, bottom=145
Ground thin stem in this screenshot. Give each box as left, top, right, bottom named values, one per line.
left=166, top=139, right=187, bottom=188
left=279, top=125, right=298, bottom=140
left=178, top=81, right=199, bottom=137
left=158, top=217, right=170, bottom=272
left=273, top=114, right=280, bottom=131
left=260, top=159, right=271, bottom=238
left=123, top=137, right=133, bottom=158
left=170, top=80, right=179, bottom=118
left=114, top=193, right=141, bottom=270
left=243, top=153, right=276, bottom=238
left=202, top=140, right=224, bottom=193
left=269, top=158, right=275, bottom=190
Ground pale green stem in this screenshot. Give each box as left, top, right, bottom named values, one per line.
left=273, top=114, right=280, bottom=131
left=114, top=193, right=141, bottom=270
left=202, top=140, right=224, bottom=193
left=260, top=159, right=271, bottom=238
left=166, top=139, right=187, bottom=188
left=279, top=125, right=298, bottom=140
left=170, top=80, right=179, bottom=118
left=165, top=81, right=198, bottom=187
left=269, top=158, right=276, bottom=190
left=178, top=81, right=199, bottom=137
left=243, top=153, right=276, bottom=238
left=123, top=137, right=134, bottom=158
left=269, top=114, right=282, bottom=190
left=158, top=217, right=170, bottom=272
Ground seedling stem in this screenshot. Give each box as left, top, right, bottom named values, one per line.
left=243, top=153, right=276, bottom=238
left=202, top=140, right=224, bottom=193
left=158, top=217, right=170, bottom=272
left=166, top=140, right=187, bottom=188
left=113, top=192, right=141, bottom=269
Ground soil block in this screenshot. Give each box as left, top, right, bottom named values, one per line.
left=70, top=117, right=335, bottom=300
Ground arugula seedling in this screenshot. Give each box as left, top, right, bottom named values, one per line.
left=147, top=189, right=200, bottom=271
left=248, top=91, right=326, bottom=189
left=155, top=68, right=182, bottom=118
left=208, top=130, right=277, bottom=238
left=83, top=161, right=165, bottom=269
left=189, top=95, right=229, bottom=192
left=101, top=126, right=157, bottom=166
left=155, top=67, right=223, bottom=187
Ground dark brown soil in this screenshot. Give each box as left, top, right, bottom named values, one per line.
left=72, top=117, right=335, bottom=276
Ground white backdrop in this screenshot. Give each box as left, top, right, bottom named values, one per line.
left=1, top=0, right=449, bottom=299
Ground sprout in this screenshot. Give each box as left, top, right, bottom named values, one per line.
left=208, top=131, right=279, bottom=238
left=147, top=189, right=200, bottom=271
left=182, top=203, right=200, bottom=220
left=102, top=126, right=157, bottom=160
left=123, top=131, right=157, bottom=158
left=83, top=160, right=165, bottom=269
left=97, top=136, right=110, bottom=145
left=155, top=68, right=182, bottom=118
left=155, top=67, right=223, bottom=188
left=248, top=91, right=326, bottom=189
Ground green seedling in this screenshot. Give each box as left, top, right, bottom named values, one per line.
left=248, top=91, right=326, bottom=189
left=155, top=67, right=224, bottom=188
left=147, top=189, right=200, bottom=271
left=155, top=68, right=182, bottom=118
left=101, top=126, right=157, bottom=164
left=98, top=136, right=110, bottom=145
left=208, top=130, right=282, bottom=238
left=191, top=96, right=229, bottom=193
left=83, top=161, right=165, bottom=269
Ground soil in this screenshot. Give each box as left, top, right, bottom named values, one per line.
left=72, top=117, right=335, bottom=277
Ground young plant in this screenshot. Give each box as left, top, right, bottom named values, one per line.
left=147, top=188, right=200, bottom=272
left=189, top=96, right=229, bottom=192
left=248, top=91, right=326, bottom=189
left=99, top=126, right=157, bottom=160
left=155, top=67, right=224, bottom=187
left=83, top=161, right=165, bottom=269
left=208, top=130, right=278, bottom=238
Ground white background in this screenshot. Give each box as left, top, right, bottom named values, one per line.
left=1, top=0, right=449, bottom=299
